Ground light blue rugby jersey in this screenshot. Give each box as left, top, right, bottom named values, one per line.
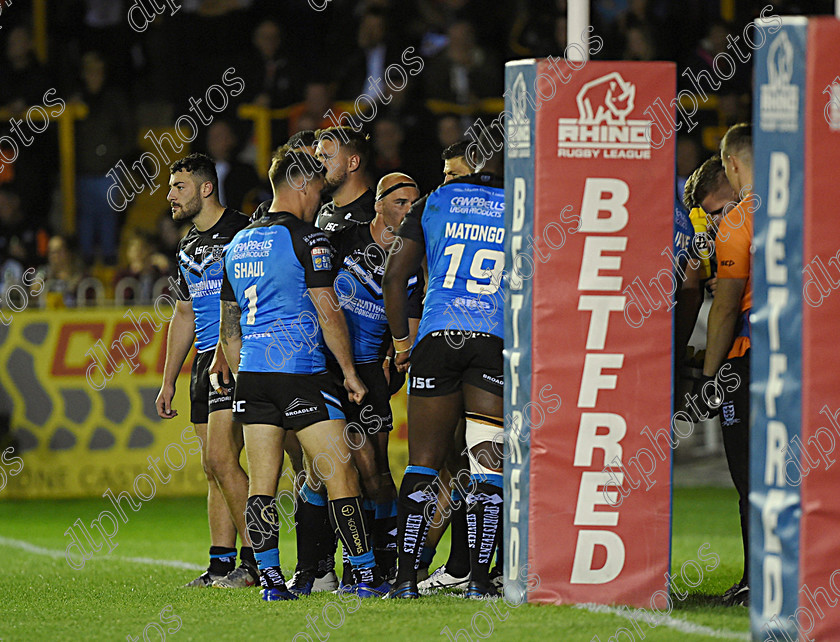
left=220, top=211, right=336, bottom=374
left=397, top=173, right=505, bottom=344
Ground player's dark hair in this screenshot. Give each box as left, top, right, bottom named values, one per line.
left=287, top=129, right=317, bottom=150
left=169, top=153, right=219, bottom=196
left=442, top=140, right=470, bottom=161
left=315, top=126, right=371, bottom=170
left=721, top=123, right=752, bottom=164
left=683, top=156, right=730, bottom=209
left=467, top=117, right=505, bottom=176
left=268, top=149, right=324, bottom=189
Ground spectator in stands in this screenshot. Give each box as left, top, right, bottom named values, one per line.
left=286, top=81, right=339, bottom=135
left=682, top=20, right=751, bottom=96
left=240, top=19, right=300, bottom=108
left=0, top=189, right=42, bottom=298
left=335, top=7, right=400, bottom=102
left=423, top=21, right=502, bottom=107
left=80, top=0, right=133, bottom=92
left=436, top=114, right=464, bottom=149
left=0, top=26, right=52, bottom=112
left=113, top=230, right=170, bottom=304
left=73, top=51, right=134, bottom=266
left=204, top=120, right=260, bottom=213
left=34, top=235, right=88, bottom=308
left=371, top=118, right=408, bottom=181
left=623, top=23, right=658, bottom=60
left=677, top=136, right=702, bottom=197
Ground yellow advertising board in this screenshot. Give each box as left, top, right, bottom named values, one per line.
left=0, top=307, right=408, bottom=499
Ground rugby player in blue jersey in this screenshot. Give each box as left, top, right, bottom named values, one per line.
left=383, top=130, right=506, bottom=599
left=219, top=149, right=390, bottom=601
left=155, top=153, right=256, bottom=588
left=329, top=172, right=423, bottom=583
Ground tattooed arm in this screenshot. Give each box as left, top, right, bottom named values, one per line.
left=219, top=300, right=242, bottom=375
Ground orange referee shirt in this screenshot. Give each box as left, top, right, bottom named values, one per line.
left=716, top=194, right=754, bottom=359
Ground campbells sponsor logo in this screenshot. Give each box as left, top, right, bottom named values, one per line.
left=230, top=238, right=273, bottom=260
left=450, top=195, right=504, bottom=218
left=557, top=72, right=652, bottom=160
left=760, top=31, right=798, bottom=132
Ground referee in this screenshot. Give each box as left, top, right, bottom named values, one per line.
left=697, top=123, right=753, bottom=607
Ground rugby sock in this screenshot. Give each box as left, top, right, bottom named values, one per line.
left=466, top=474, right=503, bottom=588
left=245, top=495, right=287, bottom=589
left=395, top=466, right=439, bottom=585
left=328, top=496, right=382, bottom=585
left=444, top=487, right=470, bottom=577
left=341, top=546, right=352, bottom=586
left=295, top=482, right=328, bottom=571
left=373, top=499, right=398, bottom=573
left=363, top=498, right=377, bottom=549
left=208, top=546, right=236, bottom=576
left=239, top=546, right=256, bottom=569
left=419, top=545, right=436, bottom=568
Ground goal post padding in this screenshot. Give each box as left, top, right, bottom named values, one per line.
left=504, top=59, right=675, bottom=606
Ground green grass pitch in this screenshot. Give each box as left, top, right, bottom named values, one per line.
left=0, top=488, right=749, bottom=641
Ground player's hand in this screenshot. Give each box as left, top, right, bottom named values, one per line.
left=155, top=383, right=177, bottom=419
left=344, top=372, right=368, bottom=405
left=705, top=277, right=718, bottom=296
left=394, top=350, right=410, bottom=373
left=209, top=351, right=234, bottom=396
left=382, top=357, right=391, bottom=386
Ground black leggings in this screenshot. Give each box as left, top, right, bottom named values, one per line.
left=719, top=352, right=750, bottom=584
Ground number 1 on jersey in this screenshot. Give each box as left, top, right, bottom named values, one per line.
left=244, top=284, right=258, bottom=325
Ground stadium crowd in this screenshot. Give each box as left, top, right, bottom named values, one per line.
left=0, top=0, right=825, bottom=306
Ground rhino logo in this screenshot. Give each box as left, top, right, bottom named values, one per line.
left=767, top=31, right=794, bottom=87
left=767, top=31, right=794, bottom=88
left=576, top=72, right=636, bottom=125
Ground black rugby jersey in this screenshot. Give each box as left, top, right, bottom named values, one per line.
left=315, top=189, right=375, bottom=236
left=173, top=208, right=250, bottom=352
left=332, top=222, right=424, bottom=363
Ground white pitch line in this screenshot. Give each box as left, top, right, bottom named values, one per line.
left=575, top=602, right=750, bottom=640
left=0, top=536, right=203, bottom=571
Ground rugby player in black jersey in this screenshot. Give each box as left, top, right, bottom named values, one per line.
left=155, top=153, right=256, bottom=588
left=314, top=127, right=375, bottom=236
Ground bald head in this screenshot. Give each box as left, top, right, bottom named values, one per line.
left=374, top=172, right=419, bottom=227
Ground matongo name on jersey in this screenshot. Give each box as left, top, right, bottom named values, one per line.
left=234, top=262, right=265, bottom=278
left=444, top=222, right=505, bottom=244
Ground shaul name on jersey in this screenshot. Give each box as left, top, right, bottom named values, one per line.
left=233, top=261, right=265, bottom=278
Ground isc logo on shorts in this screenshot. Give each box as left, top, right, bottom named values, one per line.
left=233, top=400, right=246, bottom=413
left=411, top=377, right=435, bottom=390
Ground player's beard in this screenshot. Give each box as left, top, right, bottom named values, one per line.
left=171, top=191, right=202, bottom=222
left=322, top=168, right=347, bottom=196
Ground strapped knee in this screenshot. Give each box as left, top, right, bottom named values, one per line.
left=465, top=414, right=504, bottom=479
